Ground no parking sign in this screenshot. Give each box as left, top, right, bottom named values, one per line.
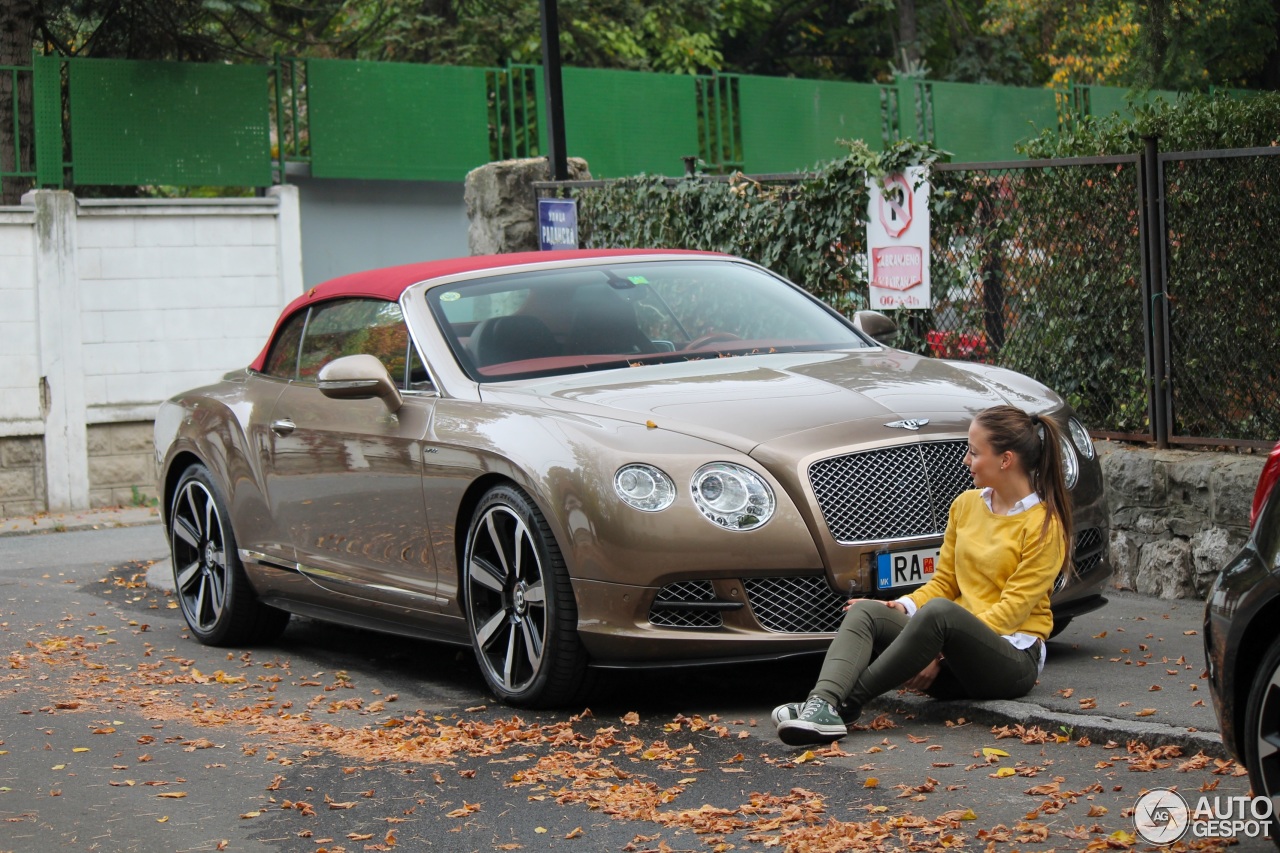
left=867, top=168, right=931, bottom=310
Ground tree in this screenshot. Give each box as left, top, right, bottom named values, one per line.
left=981, top=0, right=1278, bottom=90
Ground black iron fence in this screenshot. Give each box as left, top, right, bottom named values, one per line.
left=535, top=144, right=1280, bottom=449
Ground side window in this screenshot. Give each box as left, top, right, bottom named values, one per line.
left=262, top=310, right=309, bottom=379
left=297, top=299, right=414, bottom=385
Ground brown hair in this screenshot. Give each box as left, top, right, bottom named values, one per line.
left=973, top=405, right=1074, bottom=572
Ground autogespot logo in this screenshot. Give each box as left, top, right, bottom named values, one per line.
left=1134, top=788, right=1190, bottom=845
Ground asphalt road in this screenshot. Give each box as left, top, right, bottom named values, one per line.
left=0, top=525, right=1268, bottom=851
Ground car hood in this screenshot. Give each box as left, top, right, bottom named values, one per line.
left=481, top=349, right=1064, bottom=454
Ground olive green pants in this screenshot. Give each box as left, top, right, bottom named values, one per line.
left=811, top=598, right=1041, bottom=718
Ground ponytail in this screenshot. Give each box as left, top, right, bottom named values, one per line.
left=973, top=406, right=1074, bottom=573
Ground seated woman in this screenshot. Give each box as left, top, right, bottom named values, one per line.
left=774, top=405, right=1072, bottom=746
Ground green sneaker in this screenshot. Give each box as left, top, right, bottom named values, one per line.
left=773, top=700, right=859, bottom=727
left=771, top=702, right=802, bottom=726
left=777, top=696, right=847, bottom=746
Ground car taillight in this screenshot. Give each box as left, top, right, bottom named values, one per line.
left=1252, top=440, right=1280, bottom=527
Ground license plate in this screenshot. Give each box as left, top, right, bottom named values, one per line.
left=876, top=547, right=941, bottom=590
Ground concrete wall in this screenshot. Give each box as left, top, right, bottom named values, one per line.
left=0, top=188, right=304, bottom=514
left=293, top=176, right=469, bottom=288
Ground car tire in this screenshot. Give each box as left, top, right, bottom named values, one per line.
left=1048, top=617, right=1072, bottom=639
left=1244, top=637, right=1280, bottom=847
left=168, top=464, right=290, bottom=646
left=463, top=484, right=590, bottom=708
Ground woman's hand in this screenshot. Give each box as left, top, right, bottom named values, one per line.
left=904, top=655, right=943, bottom=691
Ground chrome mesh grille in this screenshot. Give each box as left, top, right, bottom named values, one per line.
left=808, top=441, right=971, bottom=544
left=649, top=581, right=722, bottom=629
left=743, top=576, right=845, bottom=634
left=1071, top=527, right=1104, bottom=575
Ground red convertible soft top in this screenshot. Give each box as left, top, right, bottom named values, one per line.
left=248, top=248, right=723, bottom=372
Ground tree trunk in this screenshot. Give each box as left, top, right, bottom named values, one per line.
left=1140, top=0, right=1171, bottom=89
left=897, top=0, right=921, bottom=71
left=0, top=0, right=37, bottom=204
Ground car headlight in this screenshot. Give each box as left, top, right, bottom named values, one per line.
left=1059, top=435, right=1078, bottom=489
left=1067, top=417, right=1096, bottom=460
left=615, top=464, right=677, bottom=512
left=690, top=462, right=775, bottom=530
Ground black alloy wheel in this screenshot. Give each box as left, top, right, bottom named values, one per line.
left=1244, top=637, right=1280, bottom=847
left=463, top=484, right=588, bottom=707
left=169, top=464, right=289, bottom=646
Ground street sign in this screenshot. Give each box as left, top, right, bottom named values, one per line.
left=867, top=168, right=931, bottom=310
left=877, top=173, right=913, bottom=237
left=537, top=197, right=579, bottom=250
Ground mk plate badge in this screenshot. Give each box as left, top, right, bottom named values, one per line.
left=885, top=418, right=930, bottom=430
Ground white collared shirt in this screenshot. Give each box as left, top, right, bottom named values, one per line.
left=980, top=486, right=1041, bottom=515
left=896, top=487, right=1048, bottom=671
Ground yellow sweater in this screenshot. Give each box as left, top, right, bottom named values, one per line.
left=905, top=490, right=1065, bottom=641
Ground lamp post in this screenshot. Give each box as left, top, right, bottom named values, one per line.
left=538, top=0, right=569, bottom=181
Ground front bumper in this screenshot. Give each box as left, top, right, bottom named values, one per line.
left=571, top=544, right=1116, bottom=667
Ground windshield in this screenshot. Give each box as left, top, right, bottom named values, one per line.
left=425, top=259, right=873, bottom=382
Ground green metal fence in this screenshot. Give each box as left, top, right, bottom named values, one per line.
left=0, top=65, right=35, bottom=185
left=922, top=81, right=1061, bottom=163
left=0, top=51, right=1261, bottom=196
left=67, top=58, right=272, bottom=187
left=736, top=75, right=883, bottom=173
left=306, top=59, right=490, bottom=181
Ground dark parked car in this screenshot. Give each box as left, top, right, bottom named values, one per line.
left=1205, top=439, right=1280, bottom=829
left=155, top=249, right=1112, bottom=708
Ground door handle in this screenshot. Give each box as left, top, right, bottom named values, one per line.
left=270, top=418, right=296, bottom=436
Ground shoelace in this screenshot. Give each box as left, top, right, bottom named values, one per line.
left=799, top=696, right=828, bottom=719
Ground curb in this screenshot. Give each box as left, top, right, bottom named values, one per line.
left=147, top=558, right=175, bottom=593
left=865, top=692, right=1227, bottom=759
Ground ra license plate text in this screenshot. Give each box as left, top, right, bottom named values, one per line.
left=876, top=547, right=941, bottom=590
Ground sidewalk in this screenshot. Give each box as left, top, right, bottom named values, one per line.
left=0, top=506, right=1229, bottom=759
left=0, top=504, right=163, bottom=537
left=869, top=589, right=1223, bottom=756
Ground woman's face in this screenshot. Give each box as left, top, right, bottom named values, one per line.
left=964, top=421, right=1010, bottom=489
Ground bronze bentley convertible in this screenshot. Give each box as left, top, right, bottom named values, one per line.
left=154, top=249, right=1112, bottom=707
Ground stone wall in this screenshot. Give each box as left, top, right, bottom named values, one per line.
left=87, top=422, right=157, bottom=508
left=1099, top=442, right=1265, bottom=600
left=464, top=157, right=591, bottom=255
left=0, top=435, right=45, bottom=517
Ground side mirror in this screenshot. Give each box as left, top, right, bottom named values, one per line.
left=853, top=310, right=898, bottom=346
left=317, top=354, right=403, bottom=413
